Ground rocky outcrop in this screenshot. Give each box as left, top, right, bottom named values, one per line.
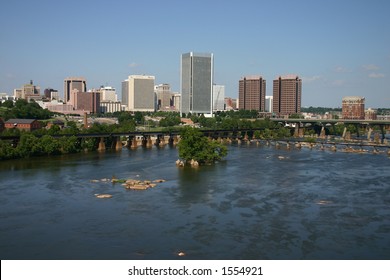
left=189, top=159, right=199, bottom=167
left=91, top=177, right=167, bottom=194
left=121, top=178, right=166, bottom=191
left=176, top=159, right=199, bottom=168
left=94, top=194, right=112, bottom=199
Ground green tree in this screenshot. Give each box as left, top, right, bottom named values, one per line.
left=159, top=114, right=181, bottom=127
left=59, top=136, right=80, bottom=153
left=0, top=140, right=18, bottom=160
left=40, top=135, right=61, bottom=155
left=62, top=121, right=80, bottom=135
left=1, top=100, right=14, bottom=108
left=177, top=126, right=227, bottom=165
left=16, top=134, right=38, bottom=157
left=134, top=111, right=144, bottom=124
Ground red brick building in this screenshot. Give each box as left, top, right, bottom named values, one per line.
left=342, top=96, right=365, bottom=119
left=273, top=75, right=302, bottom=117
left=365, top=108, right=377, bottom=120
left=4, top=119, right=42, bottom=131
left=238, top=76, right=266, bottom=111
left=70, top=91, right=101, bottom=114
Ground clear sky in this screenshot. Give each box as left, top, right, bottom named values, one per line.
left=1, top=0, right=389, bottom=108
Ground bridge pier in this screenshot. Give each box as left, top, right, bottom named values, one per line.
left=115, top=137, right=123, bottom=151
left=380, top=124, right=386, bottom=144
left=169, top=135, right=179, bottom=146
left=342, top=127, right=351, bottom=140
left=319, top=126, right=326, bottom=139
left=159, top=135, right=167, bottom=147
left=98, top=137, right=106, bottom=151
left=294, top=123, right=300, bottom=137
left=143, top=136, right=153, bottom=148
left=367, top=127, right=373, bottom=141
left=155, top=135, right=166, bottom=147
left=131, top=136, right=138, bottom=149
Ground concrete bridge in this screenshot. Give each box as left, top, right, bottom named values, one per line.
left=272, top=118, right=390, bottom=143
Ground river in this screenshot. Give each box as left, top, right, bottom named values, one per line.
left=0, top=143, right=389, bottom=260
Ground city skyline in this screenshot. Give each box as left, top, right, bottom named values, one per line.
left=0, top=0, right=389, bottom=108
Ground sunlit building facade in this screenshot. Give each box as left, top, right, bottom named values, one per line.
left=239, top=76, right=266, bottom=111
left=342, top=96, right=365, bottom=119
left=181, top=52, right=214, bottom=115
left=273, top=75, right=302, bottom=117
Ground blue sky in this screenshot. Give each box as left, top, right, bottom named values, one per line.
left=1, top=0, right=389, bottom=108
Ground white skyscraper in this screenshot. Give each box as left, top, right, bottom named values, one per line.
left=265, top=96, right=273, bottom=113
left=213, top=84, right=225, bottom=111
left=100, top=86, right=117, bottom=102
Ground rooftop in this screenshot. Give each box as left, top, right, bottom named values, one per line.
left=5, top=119, right=37, bottom=124
left=275, top=74, right=300, bottom=80
left=342, top=96, right=365, bottom=101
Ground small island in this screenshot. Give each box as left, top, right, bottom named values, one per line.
left=176, top=126, right=227, bottom=167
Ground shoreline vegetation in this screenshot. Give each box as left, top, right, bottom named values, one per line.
left=1, top=107, right=389, bottom=161
left=0, top=129, right=389, bottom=161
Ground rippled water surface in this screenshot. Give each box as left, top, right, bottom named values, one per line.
left=0, top=144, right=389, bottom=259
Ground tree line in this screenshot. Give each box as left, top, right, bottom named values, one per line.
left=0, top=103, right=381, bottom=160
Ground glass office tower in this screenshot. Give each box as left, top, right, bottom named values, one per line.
left=181, top=52, right=214, bottom=115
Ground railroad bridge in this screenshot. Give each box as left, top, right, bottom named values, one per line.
left=272, top=118, right=390, bottom=143
left=1, top=118, right=389, bottom=150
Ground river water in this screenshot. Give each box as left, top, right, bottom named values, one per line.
left=0, top=143, right=389, bottom=260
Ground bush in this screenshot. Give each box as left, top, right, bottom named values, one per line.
left=177, top=127, right=227, bottom=165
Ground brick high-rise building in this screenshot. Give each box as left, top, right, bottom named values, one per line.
left=238, top=76, right=266, bottom=111
left=70, top=91, right=100, bottom=114
left=64, top=77, right=87, bottom=104
left=273, top=75, right=302, bottom=117
left=342, top=96, right=365, bottom=119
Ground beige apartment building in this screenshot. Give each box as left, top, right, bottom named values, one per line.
left=122, top=75, right=155, bottom=112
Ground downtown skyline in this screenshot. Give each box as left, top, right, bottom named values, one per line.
left=0, top=0, right=389, bottom=108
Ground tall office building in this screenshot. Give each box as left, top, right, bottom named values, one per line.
left=238, top=76, right=266, bottom=111
left=64, top=77, right=87, bottom=104
left=265, top=96, right=273, bottom=113
left=213, top=84, right=225, bottom=111
left=342, top=96, right=365, bottom=119
left=14, top=80, right=40, bottom=100
left=44, top=88, right=59, bottom=100
left=121, top=79, right=129, bottom=110
left=99, top=86, right=117, bottom=102
left=71, top=91, right=100, bottom=114
left=155, top=84, right=173, bottom=111
left=121, top=75, right=155, bottom=112
left=181, top=52, right=214, bottom=115
left=273, top=75, right=302, bottom=117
